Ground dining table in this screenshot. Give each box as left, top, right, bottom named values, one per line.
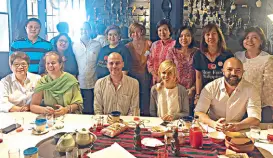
left=0, top=112, right=272, bottom=158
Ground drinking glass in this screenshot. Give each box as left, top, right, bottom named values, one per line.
left=157, top=148, right=168, bottom=158
left=8, top=148, right=20, bottom=158
left=15, top=117, right=24, bottom=132
left=46, top=113, right=54, bottom=128
left=96, top=116, right=104, bottom=132
left=66, top=147, right=79, bottom=158
left=250, top=126, right=261, bottom=141
left=267, top=125, right=273, bottom=142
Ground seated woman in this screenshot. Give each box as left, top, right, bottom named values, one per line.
left=0, top=52, right=40, bottom=112
left=31, top=52, right=83, bottom=117
left=150, top=60, right=189, bottom=121
left=39, top=33, right=79, bottom=77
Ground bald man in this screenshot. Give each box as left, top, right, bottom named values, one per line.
left=194, top=58, right=261, bottom=131
left=94, top=53, right=139, bottom=116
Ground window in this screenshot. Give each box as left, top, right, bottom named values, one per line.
left=27, top=0, right=38, bottom=19
left=47, top=0, right=86, bottom=40
left=0, top=0, right=9, bottom=52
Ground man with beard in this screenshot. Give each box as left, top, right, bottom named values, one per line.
left=94, top=53, right=139, bottom=116
left=194, top=58, right=261, bottom=131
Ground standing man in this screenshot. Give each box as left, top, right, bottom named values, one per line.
left=94, top=23, right=109, bottom=47
left=73, top=22, right=101, bottom=114
left=10, top=18, right=52, bottom=73
left=94, top=53, right=139, bottom=116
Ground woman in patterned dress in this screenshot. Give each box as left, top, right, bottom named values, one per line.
left=166, top=26, right=198, bottom=116
left=147, top=19, right=176, bottom=85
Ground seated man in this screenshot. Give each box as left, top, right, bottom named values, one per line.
left=94, top=52, right=139, bottom=116
left=194, top=57, right=261, bottom=131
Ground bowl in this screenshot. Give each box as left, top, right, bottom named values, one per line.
left=225, top=136, right=254, bottom=153
left=225, top=132, right=246, bottom=138
left=208, top=131, right=225, bottom=144
left=149, top=126, right=167, bottom=137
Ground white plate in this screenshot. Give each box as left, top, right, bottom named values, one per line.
left=32, top=128, right=49, bottom=135
left=141, top=138, right=164, bottom=147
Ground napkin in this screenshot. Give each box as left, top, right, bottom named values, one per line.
left=254, top=142, right=273, bottom=155
left=88, top=142, right=136, bottom=158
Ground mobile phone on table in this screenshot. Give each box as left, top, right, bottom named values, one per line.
left=1, top=124, right=21, bottom=134
left=160, top=121, right=170, bottom=127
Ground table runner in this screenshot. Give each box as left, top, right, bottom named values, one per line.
left=90, top=128, right=263, bottom=158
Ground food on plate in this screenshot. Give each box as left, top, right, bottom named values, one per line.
left=101, top=123, right=128, bottom=137
left=151, top=126, right=165, bottom=133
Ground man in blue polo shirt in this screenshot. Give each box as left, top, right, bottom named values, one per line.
left=10, top=18, right=52, bottom=73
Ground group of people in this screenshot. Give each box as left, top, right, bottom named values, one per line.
left=1, top=17, right=272, bottom=132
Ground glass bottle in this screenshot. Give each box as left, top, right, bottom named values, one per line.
left=189, top=115, right=203, bottom=148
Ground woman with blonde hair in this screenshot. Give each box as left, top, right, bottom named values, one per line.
left=126, top=22, right=152, bottom=116
left=150, top=60, right=189, bottom=121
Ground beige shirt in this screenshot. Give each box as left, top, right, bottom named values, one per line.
left=94, top=75, right=139, bottom=115
left=157, top=85, right=180, bottom=117
left=195, top=77, right=261, bottom=122
left=235, top=51, right=273, bottom=107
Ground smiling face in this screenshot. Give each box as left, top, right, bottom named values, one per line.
left=243, top=32, right=262, bottom=51
left=25, top=21, right=41, bottom=38
left=160, top=69, right=176, bottom=85
left=131, top=27, right=143, bottom=41
left=11, top=58, right=28, bottom=77
left=57, top=35, right=69, bottom=52
left=222, top=58, right=244, bottom=86
left=204, top=27, right=219, bottom=48
left=107, top=29, right=120, bottom=46
left=45, top=54, right=63, bottom=75
left=179, top=29, right=192, bottom=47
left=80, top=23, right=92, bottom=39
left=107, top=53, right=124, bottom=77
left=158, top=24, right=171, bottom=41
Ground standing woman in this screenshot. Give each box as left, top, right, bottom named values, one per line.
left=126, top=22, right=152, bottom=116
left=193, top=24, right=233, bottom=104
left=39, top=33, right=79, bottom=77
left=235, top=27, right=273, bottom=123
left=96, top=25, right=131, bottom=79
left=147, top=19, right=176, bottom=85
left=166, top=26, right=198, bottom=115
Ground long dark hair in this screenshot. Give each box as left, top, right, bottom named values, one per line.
left=200, top=24, right=227, bottom=53
left=174, top=26, right=195, bottom=49
left=53, top=33, right=74, bottom=56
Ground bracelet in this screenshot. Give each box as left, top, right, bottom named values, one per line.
left=66, top=105, right=71, bottom=114
left=195, top=94, right=200, bottom=99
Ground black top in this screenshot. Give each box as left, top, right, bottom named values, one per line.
left=96, top=44, right=131, bottom=79
left=193, top=50, right=234, bottom=87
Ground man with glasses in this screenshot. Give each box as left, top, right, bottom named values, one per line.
left=194, top=58, right=261, bottom=132
left=94, top=53, right=139, bottom=116
left=73, top=22, right=101, bottom=114
left=10, top=18, right=52, bottom=73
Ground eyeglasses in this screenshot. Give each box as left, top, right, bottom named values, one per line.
left=12, top=63, right=28, bottom=68
left=58, top=39, right=69, bottom=44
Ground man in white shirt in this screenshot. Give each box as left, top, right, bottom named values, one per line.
left=73, top=22, right=101, bottom=114
left=195, top=58, right=261, bottom=131
left=94, top=53, right=139, bottom=115
left=94, top=23, right=109, bottom=47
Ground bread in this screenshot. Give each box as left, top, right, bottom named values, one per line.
left=101, top=123, right=128, bottom=137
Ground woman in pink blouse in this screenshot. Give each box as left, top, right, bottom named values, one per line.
left=166, top=26, right=198, bottom=115
left=147, top=19, right=176, bottom=85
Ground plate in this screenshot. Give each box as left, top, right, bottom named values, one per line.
left=141, top=138, right=164, bottom=147
left=32, top=128, right=49, bottom=135
left=149, top=126, right=167, bottom=137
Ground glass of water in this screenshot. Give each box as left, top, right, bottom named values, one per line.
left=250, top=126, right=261, bottom=142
